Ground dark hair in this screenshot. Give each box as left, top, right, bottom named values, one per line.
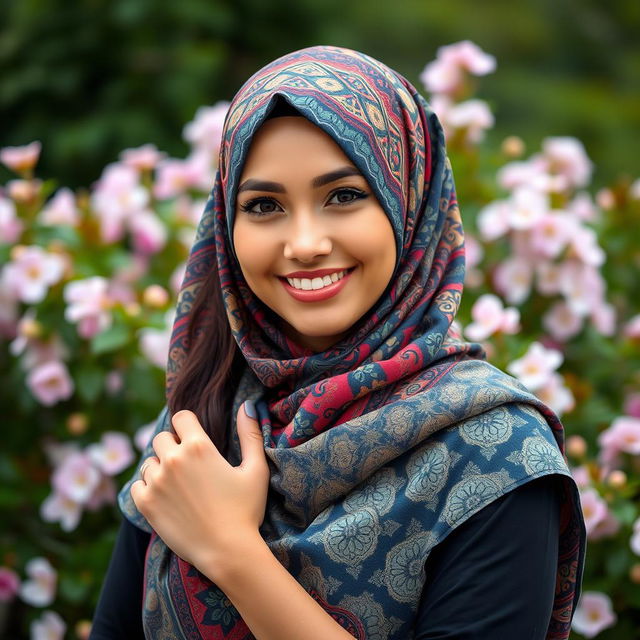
left=166, top=261, right=245, bottom=456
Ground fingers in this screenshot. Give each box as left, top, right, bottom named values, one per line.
left=171, top=409, right=205, bottom=441
left=140, top=456, right=160, bottom=483
left=236, top=401, right=268, bottom=472
left=152, top=431, right=179, bottom=459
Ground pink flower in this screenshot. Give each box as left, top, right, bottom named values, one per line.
left=529, top=211, right=574, bottom=258
left=183, top=102, right=230, bottom=154
left=465, top=294, right=520, bottom=341
left=445, top=99, right=494, bottom=143
left=568, top=192, right=599, bottom=222
left=30, top=610, right=66, bottom=640
left=477, top=200, right=511, bottom=241
left=598, top=417, right=640, bottom=467
left=631, top=518, right=640, bottom=555
left=2, top=246, right=65, bottom=303
left=571, top=465, right=591, bottom=488
left=590, top=302, right=616, bottom=337
left=0, top=141, right=41, bottom=173
left=420, top=40, right=495, bottom=95
left=493, top=256, right=533, bottom=305
left=508, top=187, right=548, bottom=230
left=91, top=163, right=149, bottom=243
left=63, top=276, right=113, bottom=338
left=87, top=432, right=134, bottom=476
left=542, top=137, right=593, bottom=190
left=623, top=393, right=640, bottom=419
left=85, top=475, right=117, bottom=511
left=0, top=196, right=24, bottom=244
left=26, top=360, right=74, bottom=406
left=572, top=592, right=617, bottom=638
left=21, top=335, right=69, bottom=372
left=135, top=422, right=156, bottom=451
left=497, top=157, right=550, bottom=192
left=507, top=341, right=563, bottom=391
left=0, top=567, right=20, bottom=602
left=624, top=314, right=640, bottom=339
left=120, top=144, right=166, bottom=171
left=543, top=301, right=584, bottom=342
left=138, top=311, right=174, bottom=368
left=589, top=509, right=620, bottom=541
left=579, top=488, right=608, bottom=537
left=128, top=210, right=168, bottom=255
left=559, top=262, right=605, bottom=317
left=38, top=188, right=80, bottom=227
left=170, top=262, right=187, bottom=294
left=569, top=226, right=605, bottom=267
left=153, top=151, right=212, bottom=200
left=536, top=372, right=575, bottom=416
left=51, top=452, right=101, bottom=504
left=40, top=491, right=82, bottom=532
left=535, top=262, right=563, bottom=296
left=105, top=370, right=124, bottom=395
left=19, top=557, right=57, bottom=607
left=439, top=40, right=496, bottom=75
left=630, top=178, right=640, bottom=200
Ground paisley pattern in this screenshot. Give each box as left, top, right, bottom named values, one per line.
left=118, top=46, right=585, bottom=639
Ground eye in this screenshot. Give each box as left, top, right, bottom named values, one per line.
left=239, top=197, right=282, bottom=216
left=326, top=188, right=368, bottom=206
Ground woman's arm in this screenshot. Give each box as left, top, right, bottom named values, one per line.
left=130, top=403, right=353, bottom=640
left=414, top=474, right=561, bottom=639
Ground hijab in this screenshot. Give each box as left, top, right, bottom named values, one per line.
left=119, top=45, right=585, bottom=639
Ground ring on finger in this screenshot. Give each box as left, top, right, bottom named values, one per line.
left=140, top=460, right=152, bottom=483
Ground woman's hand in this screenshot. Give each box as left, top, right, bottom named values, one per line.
left=130, top=402, right=269, bottom=576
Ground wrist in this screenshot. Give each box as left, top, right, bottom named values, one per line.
left=196, top=528, right=267, bottom=587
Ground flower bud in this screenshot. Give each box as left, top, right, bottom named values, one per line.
left=566, top=435, right=587, bottom=459
left=606, top=470, right=627, bottom=488
left=501, top=135, right=525, bottom=158
left=142, top=284, right=170, bottom=308
left=67, top=412, right=88, bottom=436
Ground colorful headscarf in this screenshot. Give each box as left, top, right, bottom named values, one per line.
left=119, top=46, right=585, bottom=639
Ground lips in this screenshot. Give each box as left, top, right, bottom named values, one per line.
left=279, top=267, right=354, bottom=302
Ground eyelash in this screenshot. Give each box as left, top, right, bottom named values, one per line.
left=239, top=187, right=369, bottom=217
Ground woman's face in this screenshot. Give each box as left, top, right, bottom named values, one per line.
left=233, top=116, right=396, bottom=352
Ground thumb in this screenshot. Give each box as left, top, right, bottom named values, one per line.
left=237, top=401, right=267, bottom=470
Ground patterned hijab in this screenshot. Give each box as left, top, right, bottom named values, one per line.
left=119, top=46, right=585, bottom=639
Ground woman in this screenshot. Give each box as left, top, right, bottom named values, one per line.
left=91, top=46, right=585, bottom=639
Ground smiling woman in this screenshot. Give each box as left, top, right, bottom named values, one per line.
left=91, top=46, right=585, bottom=640
left=233, top=116, right=396, bottom=351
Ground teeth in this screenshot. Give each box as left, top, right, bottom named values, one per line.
left=286, top=270, right=347, bottom=291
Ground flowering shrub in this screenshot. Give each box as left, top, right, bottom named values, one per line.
left=1, top=43, right=638, bottom=638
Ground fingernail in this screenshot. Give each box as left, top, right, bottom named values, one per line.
left=244, top=400, right=257, bottom=420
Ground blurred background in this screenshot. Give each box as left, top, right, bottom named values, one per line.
left=1, top=0, right=638, bottom=188
left=1, top=1, right=640, bottom=638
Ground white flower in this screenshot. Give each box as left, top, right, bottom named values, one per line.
left=19, top=558, right=57, bottom=607
left=507, top=342, right=563, bottom=391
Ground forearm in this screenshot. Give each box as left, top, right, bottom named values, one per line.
left=199, top=532, right=353, bottom=640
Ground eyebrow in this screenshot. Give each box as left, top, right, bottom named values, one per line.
left=237, top=166, right=362, bottom=194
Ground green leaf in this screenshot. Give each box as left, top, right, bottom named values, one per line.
left=75, top=365, right=104, bottom=403
left=90, top=325, right=130, bottom=355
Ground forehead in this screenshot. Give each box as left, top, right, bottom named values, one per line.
left=239, top=117, right=355, bottom=177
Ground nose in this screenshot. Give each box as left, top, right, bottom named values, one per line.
left=283, top=212, right=332, bottom=262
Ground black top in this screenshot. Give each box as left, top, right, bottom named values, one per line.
left=90, top=474, right=561, bottom=639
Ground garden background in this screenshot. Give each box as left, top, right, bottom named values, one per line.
left=1, top=0, right=639, bottom=638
